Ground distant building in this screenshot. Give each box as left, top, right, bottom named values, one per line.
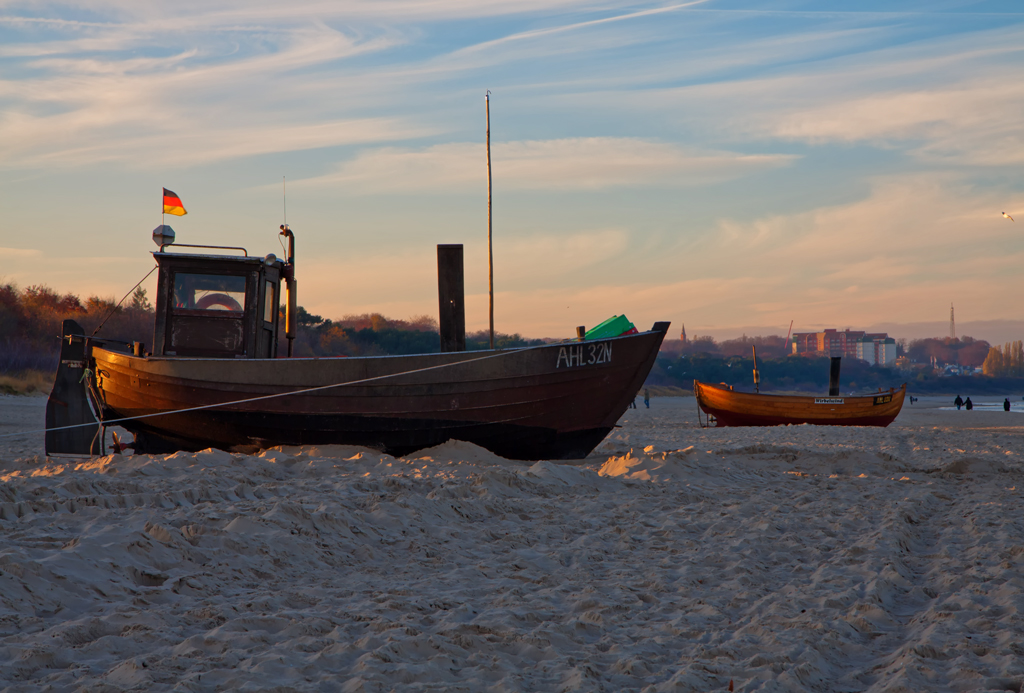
left=855, top=336, right=897, bottom=367
left=791, top=328, right=897, bottom=366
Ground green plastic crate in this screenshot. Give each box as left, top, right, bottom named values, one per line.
left=584, top=315, right=635, bottom=340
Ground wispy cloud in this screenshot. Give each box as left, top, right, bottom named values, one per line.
left=4, top=0, right=1024, bottom=340
left=445, top=0, right=711, bottom=62
left=0, top=1, right=574, bottom=21
left=297, top=138, right=796, bottom=192
left=294, top=173, right=1024, bottom=336
left=3, top=117, right=431, bottom=168
left=748, top=73, right=1024, bottom=166
left=672, top=27, right=1024, bottom=165
left=6, top=0, right=1019, bottom=171
left=0, top=247, right=41, bottom=257
left=497, top=228, right=629, bottom=278
left=0, top=19, right=429, bottom=167
left=654, top=174, right=1024, bottom=330
left=299, top=226, right=630, bottom=319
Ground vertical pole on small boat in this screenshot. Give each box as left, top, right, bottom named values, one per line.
left=486, top=90, right=494, bottom=350
left=751, top=345, right=760, bottom=393
left=280, top=224, right=296, bottom=357
left=829, top=357, right=842, bottom=397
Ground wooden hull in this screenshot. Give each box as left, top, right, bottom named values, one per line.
left=694, top=380, right=906, bottom=427
left=89, top=327, right=667, bottom=460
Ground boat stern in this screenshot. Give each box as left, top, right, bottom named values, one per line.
left=45, top=319, right=103, bottom=455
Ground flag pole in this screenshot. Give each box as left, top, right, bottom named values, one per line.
left=486, top=91, right=494, bottom=350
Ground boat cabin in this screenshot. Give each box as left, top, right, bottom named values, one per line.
left=152, top=250, right=283, bottom=358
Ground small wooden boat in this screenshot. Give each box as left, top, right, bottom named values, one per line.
left=45, top=226, right=668, bottom=460
left=693, top=380, right=906, bottom=427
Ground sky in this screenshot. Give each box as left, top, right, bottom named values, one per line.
left=1, top=0, right=1023, bottom=342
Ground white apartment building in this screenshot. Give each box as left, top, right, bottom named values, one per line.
left=856, top=337, right=898, bottom=366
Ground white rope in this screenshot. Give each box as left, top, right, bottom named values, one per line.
left=3, top=344, right=554, bottom=441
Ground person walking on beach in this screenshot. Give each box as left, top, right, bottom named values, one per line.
left=1005, top=398, right=1011, bottom=412
left=954, top=395, right=964, bottom=410
left=965, top=397, right=973, bottom=411
left=644, top=388, right=650, bottom=409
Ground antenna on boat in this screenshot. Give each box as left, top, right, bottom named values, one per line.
left=486, top=90, right=494, bottom=350
left=283, top=176, right=287, bottom=226
left=751, top=345, right=760, bottom=393
left=280, top=224, right=296, bottom=357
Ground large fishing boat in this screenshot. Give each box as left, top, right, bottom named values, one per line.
left=45, top=226, right=668, bottom=460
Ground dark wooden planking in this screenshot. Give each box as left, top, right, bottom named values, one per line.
left=90, top=326, right=667, bottom=459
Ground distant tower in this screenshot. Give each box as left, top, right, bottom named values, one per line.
left=680, top=323, right=687, bottom=343
left=950, top=303, right=956, bottom=340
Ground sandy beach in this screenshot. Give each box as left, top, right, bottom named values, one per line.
left=2, top=394, right=1023, bottom=691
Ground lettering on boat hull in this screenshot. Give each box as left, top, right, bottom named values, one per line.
left=556, top=342, right=613, bottom=369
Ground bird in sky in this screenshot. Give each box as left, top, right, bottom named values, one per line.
left=1003, top=212, right=1014, bottom=221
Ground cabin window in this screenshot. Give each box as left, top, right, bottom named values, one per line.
left=173, top=274, right=247, bottom=313
left=263, top=281, right=276, bottom=323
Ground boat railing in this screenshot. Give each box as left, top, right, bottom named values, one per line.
left=158, top=243, right=248, bottom=256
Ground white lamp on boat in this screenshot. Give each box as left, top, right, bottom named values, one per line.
left=152, top=225, right=175, bottom=248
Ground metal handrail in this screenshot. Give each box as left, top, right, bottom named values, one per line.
left=159, top=243, right=248, bottom=256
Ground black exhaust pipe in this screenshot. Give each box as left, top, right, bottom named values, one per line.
left=829, top=357, right=842, bottom=397
left=279, top=225, right=296, bottom=357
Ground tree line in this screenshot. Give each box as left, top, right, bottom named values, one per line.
left=660, top=334, right=791, bottom=359
left=982, top=341, right=1024, bottom=377
left=904, top=336, right=990, bottom=368
left=647, top=352, right=906, bottom=394
left=0, top=283, right=546, bottom=374
left=662, top=333, right=992, bottom=367
left=0, top=283, right=153, bottom=373
left=287, top=306, right=546, bottom=357
left=648, top=333, right=1024, bottom=394
left=2, top=281, right=1014, bottom=393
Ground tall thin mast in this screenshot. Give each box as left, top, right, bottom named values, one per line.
left=486, top=91, right=494, bottom=349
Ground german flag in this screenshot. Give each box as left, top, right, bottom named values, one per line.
left=162, top=188, right=187, bottom=216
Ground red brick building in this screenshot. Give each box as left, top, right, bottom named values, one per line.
left=791, top=329, right=890, bottom=359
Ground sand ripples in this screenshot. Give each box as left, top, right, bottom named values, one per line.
left=0, top=402, right=1023, bottom=691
